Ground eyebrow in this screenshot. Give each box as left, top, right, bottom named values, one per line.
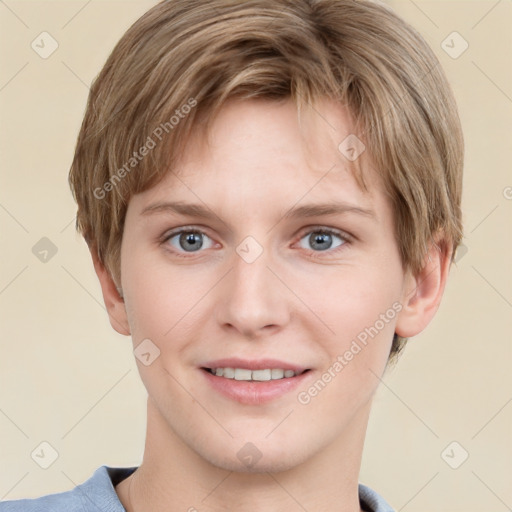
left=141, top=200, right=376, bottom=221
left=283, top=202, right=376, bottom=220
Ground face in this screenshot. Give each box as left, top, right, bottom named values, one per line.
left=114, top=98, right=418, bottom=473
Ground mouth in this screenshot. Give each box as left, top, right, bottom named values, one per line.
left=199, top=361, right=313, bottom=405
left=201, top=367, right=311, bottom=381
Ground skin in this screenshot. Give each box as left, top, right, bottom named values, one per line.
left=92, top=98, right=452, bottom=512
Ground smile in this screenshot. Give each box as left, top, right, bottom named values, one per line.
left=200, top=366, right=312, bottom=405
left=203, top=367, right=309, bottom=381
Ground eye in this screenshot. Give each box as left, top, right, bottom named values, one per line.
left=161, top=226, right=351, bottom=258
left=163, top=228, right=215, bottom=254
left=297, top=228, right=349, bottom=253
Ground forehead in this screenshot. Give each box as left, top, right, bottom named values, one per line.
left=131, top=98, right=387, bottom=222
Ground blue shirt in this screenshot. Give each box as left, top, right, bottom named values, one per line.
left=0, top=466, right=395, bottom=511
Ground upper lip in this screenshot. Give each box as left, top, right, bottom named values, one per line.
left=201, top=358, right=310, bottom=373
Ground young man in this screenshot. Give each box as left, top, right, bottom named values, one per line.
left=1, top=0, right=463, bottom=511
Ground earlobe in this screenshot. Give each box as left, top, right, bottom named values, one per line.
left=89, top=246, right=131, bottom=336
left=395, top=236, right=452, bottom=339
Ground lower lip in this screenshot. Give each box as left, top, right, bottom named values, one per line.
left=200, top=368, right=312, bottom=405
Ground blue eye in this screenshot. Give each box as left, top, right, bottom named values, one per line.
left=298, top=228, right=348, bottom=252
left=164, top=229, right=215, bottom=253
left=161, top=226, right=350, bottom=259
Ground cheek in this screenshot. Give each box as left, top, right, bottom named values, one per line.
left=308, top=267, right=400, bottom=326
left=122, top=254, right=210, bottom=342
left=295, top=269, right=400, bottom=415
left=301, top=263, right=401, bottom=359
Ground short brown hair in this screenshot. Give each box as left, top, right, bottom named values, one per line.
left=69, top=0, right=464, bottom=362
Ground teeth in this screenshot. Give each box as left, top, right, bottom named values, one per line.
left=222, top=368, right=235, bottom=379
left=208, top=367, right=301, bottom=381
left=252, top=369, right=271, bottom=381
left=271, top=369, right=284, bottom=379
left=234, top=368, right=252, bottom=380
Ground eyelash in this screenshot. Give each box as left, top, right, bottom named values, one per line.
left=160, top=225, right=353, bottom=260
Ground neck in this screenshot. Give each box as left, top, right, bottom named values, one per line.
left=116, top=398, right=369, bottom=512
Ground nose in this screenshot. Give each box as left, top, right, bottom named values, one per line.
left=215, top=241, right=290, bottom=339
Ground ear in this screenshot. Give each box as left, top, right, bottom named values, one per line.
left=89, top=245, right=131, bottom=336
left=395, top=234, right=453, bottom=338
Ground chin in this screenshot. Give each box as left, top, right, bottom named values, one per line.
left=198, top=437, right=313, bottom=474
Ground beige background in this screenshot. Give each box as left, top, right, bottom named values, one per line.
left=0, top=1, right=511, bottom=510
